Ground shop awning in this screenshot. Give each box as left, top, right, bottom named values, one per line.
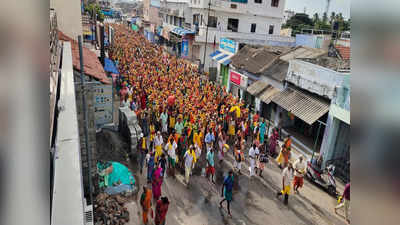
left=211, top=50, right=235, bottom=64
left=272, top=88, right=330, bottom=125
left=259, top=85, right=280, bottom=104
left=104, top=58, right=119, bottom=74
left=247, top=80, right=269, bottom=95
left=221, top=59, right=232, bottom=66
left=171, top=27, right=195, bottom=36
left=209, top=50, right=222, bottom=58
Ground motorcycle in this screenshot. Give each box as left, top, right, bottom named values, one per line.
left=306, top=160, right=338, bottom=197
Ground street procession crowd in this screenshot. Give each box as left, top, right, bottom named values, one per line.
left=108, top=24, right=350, bottom=225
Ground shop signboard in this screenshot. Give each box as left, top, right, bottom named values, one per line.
left=181, top=39, right=189, bottom=57
left=220, top=38, right=237, bottom=54
left=230, top=70, right=248, bottom=88
left=230, top=70, right=241, bottom=85
left=93, top=84, right=113, bottom=127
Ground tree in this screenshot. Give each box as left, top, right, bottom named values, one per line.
left=312, top=13, right=320, bottom=24
left=330, top=12, right=336, bottom=24
left=85, top=3, right=104, bottom=22
left=283, top=13, right=314, bottom=33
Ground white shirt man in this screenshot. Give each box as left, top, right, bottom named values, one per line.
left=293, top=157, right=306, bottom=177
left=154, top=133, right=164, bottom=150
left=184, top=147, right=195, bottom=185
left=248, top=144, right=259, bottom=177
left=165, top=140, right=177, bottom=160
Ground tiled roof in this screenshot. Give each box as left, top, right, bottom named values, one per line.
left=58, top=31, right=110, bottom=84
left=231, top=45, right=292, bottom=75
left=335, top=45, right=351, bottom=60
left=280, top=46, right=327, bottom=62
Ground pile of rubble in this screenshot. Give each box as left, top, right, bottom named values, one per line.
left=94, top=193, right=130, bottom=225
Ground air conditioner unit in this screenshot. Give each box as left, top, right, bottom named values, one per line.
left=84, top=199, right=94, bottom=225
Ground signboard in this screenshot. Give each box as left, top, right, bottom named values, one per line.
left=230, top=70, right=241, bottom=85
left=230, top=70, right=248, bottom=88
left=220, top=38, right=237, bottom=54
left=93, top=84, right=113, bottom=127
left=181, top=39, right=189, bottom=57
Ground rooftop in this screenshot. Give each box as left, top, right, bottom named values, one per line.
left=231, top=45, right=292, bottom=75
left=300, top=56, right=351, bottom=72
left=58, top=31, right=110, bottom=84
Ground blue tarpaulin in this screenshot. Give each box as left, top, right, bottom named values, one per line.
left=104, top=58, right=119, bottom=74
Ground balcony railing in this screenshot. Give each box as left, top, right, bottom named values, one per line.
left=194, top=27, right=295, bottom=44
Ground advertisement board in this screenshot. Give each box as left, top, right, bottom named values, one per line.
left=230, top=70, right=248, bottom=88
left=181, top=39, right=189, bottom=57
left=230, top=70, right=241, bottom=85
left=93, top=84, right=113, bottom=127
left=220, top=38, right=237, bottom=54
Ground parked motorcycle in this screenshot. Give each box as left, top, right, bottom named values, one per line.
left=306, top=160, right=338, bottom=197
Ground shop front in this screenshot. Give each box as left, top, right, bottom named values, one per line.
left=169, top=27, right=195, bottom=58
left=209, top=38, right=238, bottom=90
left=228, top=70, right=250, bottom=105
left=271, top=87, right=331, bottom=153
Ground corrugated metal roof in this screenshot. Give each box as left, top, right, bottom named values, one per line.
left=247, top=80, right=269, bottom=95
left=259, top=85, right=280, bottom=104
left=280, top=46, right=327, bottom=62
left=272, top=88, right=330, bottom=125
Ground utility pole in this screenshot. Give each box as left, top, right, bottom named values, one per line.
left=202, top=0, right=211, bottom=73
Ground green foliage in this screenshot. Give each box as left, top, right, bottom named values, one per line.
left=84, top=3, right=104, bottom=22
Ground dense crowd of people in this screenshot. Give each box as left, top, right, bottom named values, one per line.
left=108, top=25, right=349, bottom=224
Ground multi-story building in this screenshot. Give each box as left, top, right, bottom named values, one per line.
left=157, top=0, right=289, bottom=71
left=143, top=0, right=163, bottom=42
left=189, top=0, right=287, bottom=71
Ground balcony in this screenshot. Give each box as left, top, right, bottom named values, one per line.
left=194, top=26, right=295, bottom=45
left=199, top=0, right=285, bottom=19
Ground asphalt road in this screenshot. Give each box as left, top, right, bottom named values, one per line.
left=96, top=129, right=347, bottom=225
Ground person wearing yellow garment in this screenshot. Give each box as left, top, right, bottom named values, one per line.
left=139, top=133, right=147, bottom=174
left=183, top=145, right=196, bottom=187
left=277, top=162, right=294, bottom=205
left=169, top=112, right=176, bottom=135
left=165, top=136, right=177, bottom=178
left=149, top=123, right=155, bottom=150
left=154, top=131, right=164, bottom=163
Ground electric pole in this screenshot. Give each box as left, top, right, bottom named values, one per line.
left=202, top=0, right=211, bottom=73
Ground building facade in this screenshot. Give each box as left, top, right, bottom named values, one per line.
left=143, top=0, right=163, bottom=42
left=320, top=75, right=350, bottom=182
left=50, top=0, right=83, bottom=40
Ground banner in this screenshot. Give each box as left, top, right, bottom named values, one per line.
left=181, top=39, right=189, bottom=57
left=93, top=83, right=113, bottom=128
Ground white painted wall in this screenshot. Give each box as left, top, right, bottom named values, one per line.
left=50, top=0, right=82, bottom=40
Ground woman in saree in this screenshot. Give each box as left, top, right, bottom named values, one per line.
left=152, top=162, right=164, bottom=201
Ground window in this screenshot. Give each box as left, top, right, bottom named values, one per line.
left=254, top=0, right=262, bottom=3
left=193, top=14, right=200, bottom=25
left=201, top=14, right=203, bottom=26
left=268, top=25, right=274, bottom=34
left=208, top=16, right=217, bottom=28
left=227, top=18, right=239, bottom=32
left=230, top=4, right=237, bottom=9
left=250, top=23, right=256, bottom=33
left=271, top=0, right=279, bottom=7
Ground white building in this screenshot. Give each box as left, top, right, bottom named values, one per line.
left=189, top=0, right=287, bottom=72
left=158, top=0, right=288, bottom=72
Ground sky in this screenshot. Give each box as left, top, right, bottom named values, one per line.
left=285, top=0, right=350, bottom=19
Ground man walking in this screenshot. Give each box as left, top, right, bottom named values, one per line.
left=154, top=131, right=164, bottom=162
left=276, top=162, right=294, bottom=205
left=293, top=156, right=306, bottom=193
left=335, top=182, right=350, bottom=224
left=219, top=170, right=234, bottom=217
left=206, top=147, right=215, bottom=183
left=183, top=146, right=195, bottom=186
left=248, top=144, right=259, bottom=177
